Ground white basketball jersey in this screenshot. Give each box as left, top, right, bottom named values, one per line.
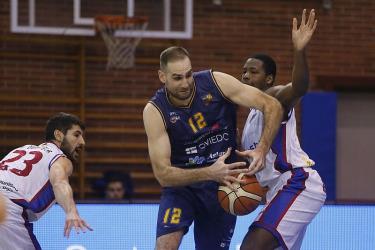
left=0, top=142, right=64, bottom=221
left=241, top=109, right=315, bottom=187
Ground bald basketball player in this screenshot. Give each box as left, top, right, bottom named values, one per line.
left=143, top=46, right=283, bottom=250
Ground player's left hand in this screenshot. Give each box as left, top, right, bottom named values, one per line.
left=235, top=148, right=266, bottom=176
left=292, top=9, right=317, bottom=51
left=64, top=212, right=93, bottom=238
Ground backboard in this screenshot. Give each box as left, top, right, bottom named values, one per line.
left=10, top=0, right=193, bottom=39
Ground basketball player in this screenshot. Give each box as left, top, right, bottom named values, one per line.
left=238, top=9, right=326, bottom=250
left=0, top=112, right=93, bottom=250
left=143, top=47, right=283, bottom=250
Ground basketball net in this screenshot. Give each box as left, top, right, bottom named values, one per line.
left=95, top=16, right=148, bottom=70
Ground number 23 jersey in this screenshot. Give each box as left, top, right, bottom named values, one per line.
left=0, top=142, right=65, bottom=221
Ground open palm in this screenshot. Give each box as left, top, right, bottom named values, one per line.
left=292, top=9, right=317, bottom=51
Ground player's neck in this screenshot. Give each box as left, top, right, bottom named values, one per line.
left=48, top=140, right=61, bottom=149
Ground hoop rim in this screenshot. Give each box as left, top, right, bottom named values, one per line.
left=94, top=15, right=148, bottom=26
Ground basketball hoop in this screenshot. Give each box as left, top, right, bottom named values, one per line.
left=94, top=15, right=148, bottom=70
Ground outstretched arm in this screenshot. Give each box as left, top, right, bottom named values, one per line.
left=213, top=72, right=283, bottom=174
left=268, top=9, right=317, bottom=110
left=49, top=157, right=93, bottom=238
left=143, top=103, right=248, bottom=189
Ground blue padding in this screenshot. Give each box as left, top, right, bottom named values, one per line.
left=301, top=92, right=336, bottom=201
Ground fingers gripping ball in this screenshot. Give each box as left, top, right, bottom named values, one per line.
left=218, top=174, right=265, bottom=216
left=0, top=193, right=6, bottom=223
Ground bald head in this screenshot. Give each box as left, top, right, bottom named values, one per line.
left=160, top=46, right=190, bottom=72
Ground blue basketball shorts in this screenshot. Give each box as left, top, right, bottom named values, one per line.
left=156, top=181, right=236, bottom=250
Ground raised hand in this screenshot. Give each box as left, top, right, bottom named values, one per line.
left=292, top=9, right=317, bottom=51
left=208, top=148, right=248, bottom=190
left=235, top=147, right=266, bottom=176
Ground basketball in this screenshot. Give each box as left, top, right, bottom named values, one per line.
left=0, top=193, right=6, bottom=223
left=218, top=173, right=265, bottom=216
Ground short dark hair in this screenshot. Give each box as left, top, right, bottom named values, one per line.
left=105, top=171, right=134, bottom=199
left=251, top=53, right=277, bottom=80
left=45, top=112, right=85, bottom=141
left=160, top=46, right=190, bottom=71
left=106, top=175, right=125, bottom=187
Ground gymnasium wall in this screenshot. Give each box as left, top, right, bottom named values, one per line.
left=0, top=0, right=374, bottom=200
left=1, top=0, right=373, bottom=104
left=336, top=93, right=375, bottom=201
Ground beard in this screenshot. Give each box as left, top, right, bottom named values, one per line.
left=169, top=91, right=191, bottom=101
left=60, top=138, right=79, bottom=163
left=167, top=86, right=193, bottom=102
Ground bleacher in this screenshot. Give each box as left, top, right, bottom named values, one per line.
left=0, top=86, right=161, bottom=201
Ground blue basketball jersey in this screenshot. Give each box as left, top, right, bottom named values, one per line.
left=151, top=70, right=238, bottom=248
left=149, top=70, right=238, bottom=169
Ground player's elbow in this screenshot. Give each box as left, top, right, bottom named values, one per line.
left=152, top=166, right=171, bottom=187
left=155, top=174, right=168, bottom=187
left=51, top=180, right=69, bottom=192
left=292, top=83, right=308, bottom=98
left=155, top=170, right=180, bottom=187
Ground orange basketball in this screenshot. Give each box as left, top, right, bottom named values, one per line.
left=218, top=173, right=265, bottom=216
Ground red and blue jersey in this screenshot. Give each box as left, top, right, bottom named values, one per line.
left=0, top=142, right=64, bottom=221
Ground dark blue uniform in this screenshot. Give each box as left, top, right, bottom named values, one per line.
left=150, top=70, right=237, bottom=249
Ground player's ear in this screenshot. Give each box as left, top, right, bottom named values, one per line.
left=158, top=70, right=166, bottom=84
left=54, top=129, right=64, bottom=142
left=266, top=75, right=274, bottom=87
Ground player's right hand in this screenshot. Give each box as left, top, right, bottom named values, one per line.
left=64, top=212, right=93, bottom=238
left=209, top=148, right=249, bottom=191
left=292, top=9, right=317, bottom=52
left=235, top=148, right=266, bottom=176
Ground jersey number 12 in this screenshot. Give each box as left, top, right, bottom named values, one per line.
left=188, top=112, right=207, bottom=133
